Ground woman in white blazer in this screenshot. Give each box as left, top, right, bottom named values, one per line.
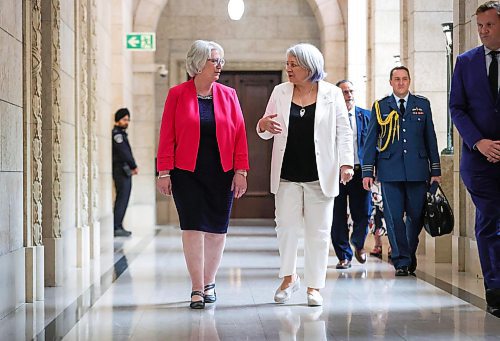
left=257, top=43, right=354, bottom=306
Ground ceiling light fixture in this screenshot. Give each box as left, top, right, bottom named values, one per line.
left=228, top=0, right=244, bottom=21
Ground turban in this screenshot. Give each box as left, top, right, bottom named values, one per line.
left=114, top=108, right=130, bottom=122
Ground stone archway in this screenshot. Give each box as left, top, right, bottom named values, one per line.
left=133, top=0, right=347, bottom=79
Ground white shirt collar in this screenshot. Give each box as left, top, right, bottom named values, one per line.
left=393, top=92, right=409, bottom=104
left=483, top=46, right=500, bottom=55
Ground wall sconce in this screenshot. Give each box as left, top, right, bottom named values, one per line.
left=441, top=22, right=453, bottom=51
left=228, top=0, right=244, bottom=21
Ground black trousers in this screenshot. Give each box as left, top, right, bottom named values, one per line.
left=331, top=166, right=371, bottom=261
left=113, top=172, right=132, bottom=230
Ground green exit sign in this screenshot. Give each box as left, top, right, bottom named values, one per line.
left=125, top=32, right=156, bottom=51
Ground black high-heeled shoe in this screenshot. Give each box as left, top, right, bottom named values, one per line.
left=190, top=291, right=205, bottom=309
left=204, top=283, right=216, bottom=303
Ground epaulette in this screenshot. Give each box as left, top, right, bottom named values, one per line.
left=414, top=94, right=430, bottom=102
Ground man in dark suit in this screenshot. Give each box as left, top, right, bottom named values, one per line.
left=449, top=1, right=500, bottom=318
left=112, top=108, right=138, bottom=237
left=332, top=80, right=372, bottom=269
left=362, top=66, right=441, bottom=277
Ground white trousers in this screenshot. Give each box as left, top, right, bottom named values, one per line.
left=275, top=180, right=334, bottom=289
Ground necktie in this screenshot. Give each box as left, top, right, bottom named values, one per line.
left=399, top=99, right=405, bottom=115
left=348, top=113, right=353, bottom=129
left=489, top=51, right=499, bottom=98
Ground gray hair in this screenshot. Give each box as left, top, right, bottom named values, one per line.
left=476, top=1, right=500, bottom=16
left=286, top=43, right=327, bottom=82
left=186, top=40, right=224, bottom=78
left=336, top=80, right=353, bottom=87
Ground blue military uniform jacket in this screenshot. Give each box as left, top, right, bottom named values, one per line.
left=362, top=93, right=441, bottom=181
left=112, top=126, right=137, bottom=176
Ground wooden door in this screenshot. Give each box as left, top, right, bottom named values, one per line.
left=218, top=71, right=282, bottom=218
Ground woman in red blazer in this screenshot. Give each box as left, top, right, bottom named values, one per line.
left=156, top=40, right=249, bottom=309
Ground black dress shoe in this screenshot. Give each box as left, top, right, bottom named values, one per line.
left=486, top=288, right=500, bottom=307
left=487, top=305, right=500, bottom=318
left=395, top=267, right=409, bottom=277
left=336, top=259, right=352, bottom=269
left=114, top=228, right=132, bottom=237
left=354, top=248, right=367, bottom=264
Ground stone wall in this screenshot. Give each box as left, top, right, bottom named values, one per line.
left=367, top=0, right=400, bottom=105
left=0, top=0, right=24, bottom=319
left=0, top=0, right=23, bottom=256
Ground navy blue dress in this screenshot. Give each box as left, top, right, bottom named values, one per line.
left=170, top=95, right=234, bottom=234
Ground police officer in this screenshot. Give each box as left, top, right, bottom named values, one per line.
left=332, top=80, right=372, bottom=269
left=112, top=108, right=138, bottom=237
left=362, top=66, right=441, bottom=276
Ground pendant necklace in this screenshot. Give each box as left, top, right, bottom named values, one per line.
left=297, top=85, right=314, bottom=117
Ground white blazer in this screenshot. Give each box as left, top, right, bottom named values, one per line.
left=257, top=81, right=354, bottom=198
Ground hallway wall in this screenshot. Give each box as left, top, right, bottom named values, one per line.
left=0, top=0, right=24, bottom=319
left=0, top=0, right=122, bottom=318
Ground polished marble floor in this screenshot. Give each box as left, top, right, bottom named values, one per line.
left=2, top=222, right=499, bottom=340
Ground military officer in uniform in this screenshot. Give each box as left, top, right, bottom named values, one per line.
left=332, top=80, right=372, bottom=269
left=112, top=108, right=138, bottom=237
left=362, top=66, right=441, bottom=276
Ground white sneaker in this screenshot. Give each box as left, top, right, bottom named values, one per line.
left=274, top=276, right=300, bottom=304
left=307, top=290, right=323, bottom=306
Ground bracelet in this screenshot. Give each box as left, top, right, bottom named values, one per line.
left=157, top=173, right=170, bottom=179
left=235, top=170, right=247, bottom=177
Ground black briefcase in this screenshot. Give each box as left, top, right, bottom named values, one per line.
left=423, top=182, right=454, bottom=237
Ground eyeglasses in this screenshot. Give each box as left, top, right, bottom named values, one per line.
left=207, top=58, right=225, bottom=67
left=342, top=90, right=355, bottom=95
left=284, top=62, right=301, bottom=69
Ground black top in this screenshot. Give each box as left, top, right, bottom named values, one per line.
left=195, top=96, right=223, bottom=174
left=280, top=102, right=319, bottom=182
left=112, top=126, right=137, bottom=171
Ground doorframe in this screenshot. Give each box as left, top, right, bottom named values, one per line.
left=168, top=55, right=287, bottom=86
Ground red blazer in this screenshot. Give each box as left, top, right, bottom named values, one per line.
left=157, top=79, right=249, bottom=172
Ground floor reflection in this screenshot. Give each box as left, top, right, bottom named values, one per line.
left=275, top=306, right=326, bottom=341
left=192, top=305, right=220, bottom=341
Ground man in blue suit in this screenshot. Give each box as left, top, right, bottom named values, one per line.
left=362, top=66, right=441, bottom=276
left=449, top=1, right=500, bottom=318
left=332, top=80, right=372, bottom=269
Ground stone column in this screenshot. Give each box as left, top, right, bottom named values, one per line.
left=401, top=0, right=453, bottom=262
left=452, top=0, right=483, bottom=278
left=308, top=0, right=347, bottom=81
left=130, top=53, right=156, bottom=227
left=75, top=0, right=90, bottom=268
left=367, top=0, right=400, bottom=105
left=87, top=0, right=100, bottom=260
left=346, top=0, right=368, bottom=108
left=23, top=0, right=45, bottom=303
left=41, top=0, right=63, bottom=287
